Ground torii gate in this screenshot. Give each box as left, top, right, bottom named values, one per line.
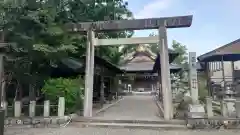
left=66, top=15, right=193, bottom=120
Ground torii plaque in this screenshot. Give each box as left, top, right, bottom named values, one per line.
left=66, top=15, right=192, bottom=31
left=66, top=15, right=193, bottom=120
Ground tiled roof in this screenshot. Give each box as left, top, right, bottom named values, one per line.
left=198, top=38, right=240, bottom=61
left=60, top=56, right=123, bottom=73
left=120, top=44, right=156, bottom=64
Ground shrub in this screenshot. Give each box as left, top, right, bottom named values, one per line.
left=198, top=74, right=208, bottom=103
left=41, top=77, right=84, bottom=114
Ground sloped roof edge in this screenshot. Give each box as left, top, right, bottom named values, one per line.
left=198, top=38, right=240, bottom=61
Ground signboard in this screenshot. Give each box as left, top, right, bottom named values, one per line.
left=66, top=15, right=193, bottom=32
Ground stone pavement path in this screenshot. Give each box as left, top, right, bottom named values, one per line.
left=5, top=126, right=240, bottom=135
left=94, top=95, right=162, bottom=120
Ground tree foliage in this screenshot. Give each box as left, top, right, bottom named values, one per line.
left=1, top=0, right=134, bottom=99
left=171, top=40, right=188, bottom=65
left=41, top=77, right=84, bottom=114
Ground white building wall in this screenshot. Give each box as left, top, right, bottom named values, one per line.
left=210, top=61, right=240, bottom=84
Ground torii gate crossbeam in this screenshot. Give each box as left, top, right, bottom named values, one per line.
left=94, top=36, right=158, bottom=46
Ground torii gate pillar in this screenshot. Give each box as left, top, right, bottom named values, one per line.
left=158, top=26, right=173, bottom=120
left=83, top=30, right=95, bottom=117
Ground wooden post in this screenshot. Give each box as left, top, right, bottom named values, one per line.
left=221, top=57, right=226, bottom=92
left=114, top=76, right=119, bottom=99
left=231, top=61, right=235, bottom=82
left=206, top=62, right=211, bottom=96
left=100, top=76, right=105, bottom=107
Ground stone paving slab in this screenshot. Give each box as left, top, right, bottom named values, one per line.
left=82, top=122, right=187, bottom=130
left=94, top=95, right=162, bottom=121
left=4, top=126, right=240, bottom=135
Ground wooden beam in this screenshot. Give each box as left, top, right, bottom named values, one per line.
left=94, top=36, right=158, bottom=46
left=66, top=15, right=193, bottom=32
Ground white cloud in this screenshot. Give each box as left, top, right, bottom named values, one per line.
left=134, top=0, right=174, bottom=19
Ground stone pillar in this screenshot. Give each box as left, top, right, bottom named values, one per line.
left=158, top=25, right=173, bottom=120
left=14, top=101, right=21, bottom=117
left=221, top=60, right=226, bottom=92
left=189, top=52, right=199, bottom=104
left=221, top=101, right=228, bottom=117
left=114, top=76, right=119, bottom=99
left=109, top=78, right=113, bottom=98
left=235, top=100, right=240, bottom=118
left=206, top=97, right=213, bottom=117
left=83, top=30, right=95, bottom=117
left=29, top=100, right=36, bottom=117
left=44, top=100, right=50, bottom=117
left=58, top=97, right=65, bottom=117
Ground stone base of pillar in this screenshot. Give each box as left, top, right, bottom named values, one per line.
left=221, top=101, right=228, bottom=117
left=206, top=97, right=213, bottom=117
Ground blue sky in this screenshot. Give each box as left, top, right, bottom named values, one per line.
left=125, top=0, right=240, bottom=56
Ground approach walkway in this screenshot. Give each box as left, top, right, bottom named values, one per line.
left=94, top=95, right=162, bottom=121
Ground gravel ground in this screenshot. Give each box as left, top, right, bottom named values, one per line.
left=4, top=126, right=240, bottom=135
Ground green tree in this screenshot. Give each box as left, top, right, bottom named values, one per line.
left=67, top=0, right=134, bottom=65
left=41, top=77, right=84, bottom=114
left=1, top=0, right=134, bottom=99
left=171, top=40, right=188, bottom=65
